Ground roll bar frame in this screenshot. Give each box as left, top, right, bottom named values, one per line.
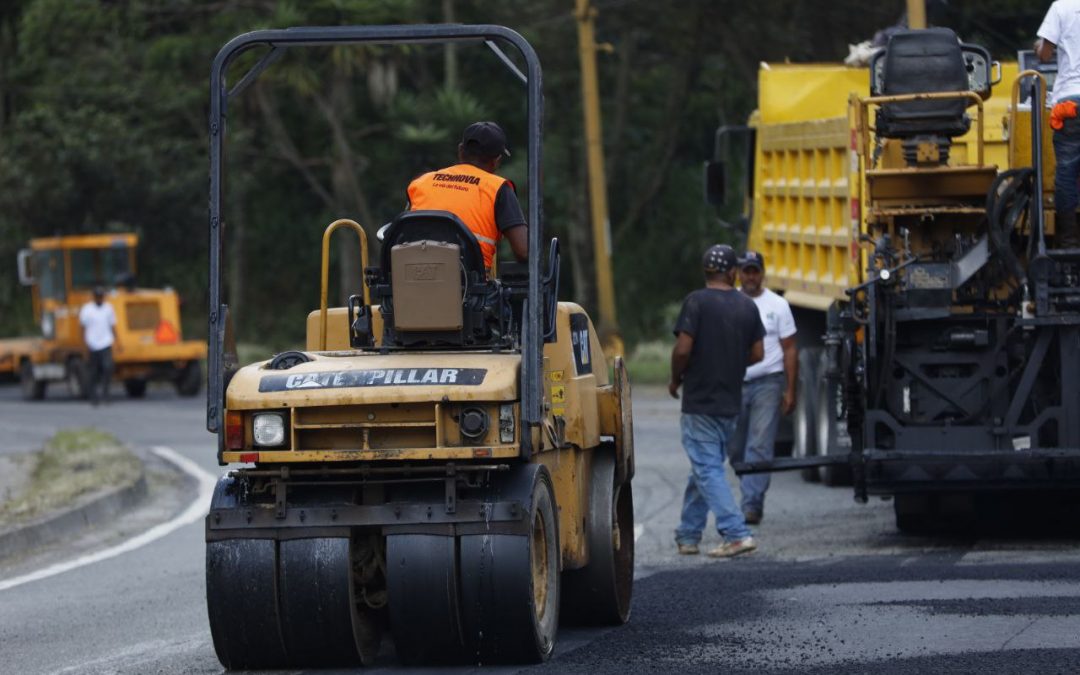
left=206, top=25, right=545, bottom=454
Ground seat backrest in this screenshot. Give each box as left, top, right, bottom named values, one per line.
left=877, top=28, right=970, bottom=138
left=374, top=210, right=489, bottom=346
left=381, top=210, right=485, bottom=279
left=390, top=240, right=464, bottom=332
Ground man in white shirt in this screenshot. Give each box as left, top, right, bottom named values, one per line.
left=79, top=286, right=119, bottom=405
left=1038, top=0, right=1080, bottom=247
left=729, top=251, right=797, bottom=524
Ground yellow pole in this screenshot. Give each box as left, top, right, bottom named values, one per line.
left=575, top=0, right=624, bottom=359
left=907, top=0, right=927, bottom=30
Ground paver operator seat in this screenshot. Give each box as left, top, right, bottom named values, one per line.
left=873, top=28, right=974, bottom=166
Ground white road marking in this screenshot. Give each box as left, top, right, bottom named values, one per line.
left=0, top=446, right=218, bottom=593
left=634, top=524, right=644, bottom=542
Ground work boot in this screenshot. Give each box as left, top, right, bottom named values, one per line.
left=707, top=537, right=757, bottom=558
left=1057, top=209, right=1080, bottom=249
left=677, top=543, right=700, bottom=555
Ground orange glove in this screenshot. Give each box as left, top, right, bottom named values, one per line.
left=1051, top=100, right=1078, bottom=130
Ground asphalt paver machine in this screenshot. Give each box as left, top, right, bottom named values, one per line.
left=203, top=25, right=634, bottom=668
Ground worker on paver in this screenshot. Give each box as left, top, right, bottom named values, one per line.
left=729, top=251, right=798, bottom=525
left=406, top=121, right=528, bottom=270
left=1038, top=0, right=1080, bottom=248
left=79, top=286, right=119, bottom=405
left=670, top=244, right=765, bottom=558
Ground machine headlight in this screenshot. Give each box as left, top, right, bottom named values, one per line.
left=499, top=404, right=515, bottom=444
left=41, top=312, right=55, bottom=340
left=253, top=412, right=286, bottom=447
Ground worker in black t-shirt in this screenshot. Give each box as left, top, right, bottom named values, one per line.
left=669, top=244, right=765, bottom=558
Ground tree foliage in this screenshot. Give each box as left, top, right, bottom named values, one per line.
left=0, top=0, right=1056, bottom=347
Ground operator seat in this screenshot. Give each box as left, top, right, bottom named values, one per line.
left=373, top=210, right=497, bottom=347
left=875, top=28, right=971, bottom=165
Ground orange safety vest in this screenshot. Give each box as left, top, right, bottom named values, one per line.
left=407, top=163, right=508, bottom=269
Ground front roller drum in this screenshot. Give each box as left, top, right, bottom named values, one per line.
left=206, top=477, right=366, bottom=669
left=561, top=446, right=635, bottom=625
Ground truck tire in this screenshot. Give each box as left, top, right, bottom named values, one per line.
left=67, top=357, right=87, bottom=400
left=175, top=360, right=202, bottom=397
left=816, top=350, right=852, bottom=487
left=124, top=378, right=147, bottom=398
left=20, top=361, right=46, bottom=401
left=792, top=348, right=821, bottom=482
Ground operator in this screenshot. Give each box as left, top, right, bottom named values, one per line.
left=728, top=251, right=797, bottom=525
left=406, top=121, right=528, bottom=270
left=1038, top=1, right=1080, bottom=248
left=79, top=286, right=119, bottom=406
left=670, top=244, right=765, bottom=559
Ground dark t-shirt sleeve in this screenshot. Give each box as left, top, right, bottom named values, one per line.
left=494, top=182, right=527, bottom=233
left=673, top=294, right=699, bottom=338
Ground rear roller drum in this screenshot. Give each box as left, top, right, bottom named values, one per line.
left=561, top=447, right=634, bottom=625
left=459, top=466, right=559, bottom=663
left=278, top=538, right=363, bottom=667
left=206, top=478, right=288, bottom=670
left=387, top=534, right=465, bottom=664
left=206, top=477, right=366, bottom=669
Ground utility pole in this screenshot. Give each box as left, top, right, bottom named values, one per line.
left=906, top=0, right=927, bottom=29
left=575, top=0, right=624, bottom=359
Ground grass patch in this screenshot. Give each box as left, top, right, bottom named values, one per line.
left=0, top=429, right=141, bottom=524
left=625, top=340, right=671, bottom=385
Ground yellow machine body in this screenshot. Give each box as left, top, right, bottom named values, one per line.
left=224, top=300, right=631, bottom=568
left=1, top=233, right=206, bottom=395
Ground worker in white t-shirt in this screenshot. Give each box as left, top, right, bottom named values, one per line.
left=79, top=286, right=120, bottom=405
left=729, top=251, right=797, bottom=525
left=1038, top=0, right=1080, bottom=248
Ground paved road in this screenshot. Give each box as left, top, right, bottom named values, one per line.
left=1, top=383, right=1079, bottom=673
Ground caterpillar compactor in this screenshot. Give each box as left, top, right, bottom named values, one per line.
left=203, top=25, right=634, bottom=668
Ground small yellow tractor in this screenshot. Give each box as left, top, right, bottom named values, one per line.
left=1, top=233, right=205, bottom=399
left=203, top=25, right=635, bottom=668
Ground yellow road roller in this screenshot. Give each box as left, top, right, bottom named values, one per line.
left=203, top=25, right=634, bottom=668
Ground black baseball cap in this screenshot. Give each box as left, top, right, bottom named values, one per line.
left=703, top=244, right=738, bottom=273
left=461, top=121, right=510, bottom=159
left=740, top=250, right=765, bottom=271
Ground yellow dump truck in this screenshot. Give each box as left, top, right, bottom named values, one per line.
left=715, top=29, right=1080, bottom=531
left=1, top=233, right=206, bottom=399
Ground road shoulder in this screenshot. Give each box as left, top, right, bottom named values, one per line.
left=0, top=430, right=147, bottom=561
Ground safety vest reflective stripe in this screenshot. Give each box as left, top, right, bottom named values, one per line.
left=407, top=163, right=506, bottom=268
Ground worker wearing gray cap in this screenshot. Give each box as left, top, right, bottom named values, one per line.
left=730, top=251, right=798, bottom=525
left=669, top=244, right=765, bottom=558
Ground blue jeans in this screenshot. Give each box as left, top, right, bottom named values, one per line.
left=675, top=414, right=752, bottom=545
left=729, top=373, right=785, bottom=514
left=1053, top=98, right=1080, bottom=214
